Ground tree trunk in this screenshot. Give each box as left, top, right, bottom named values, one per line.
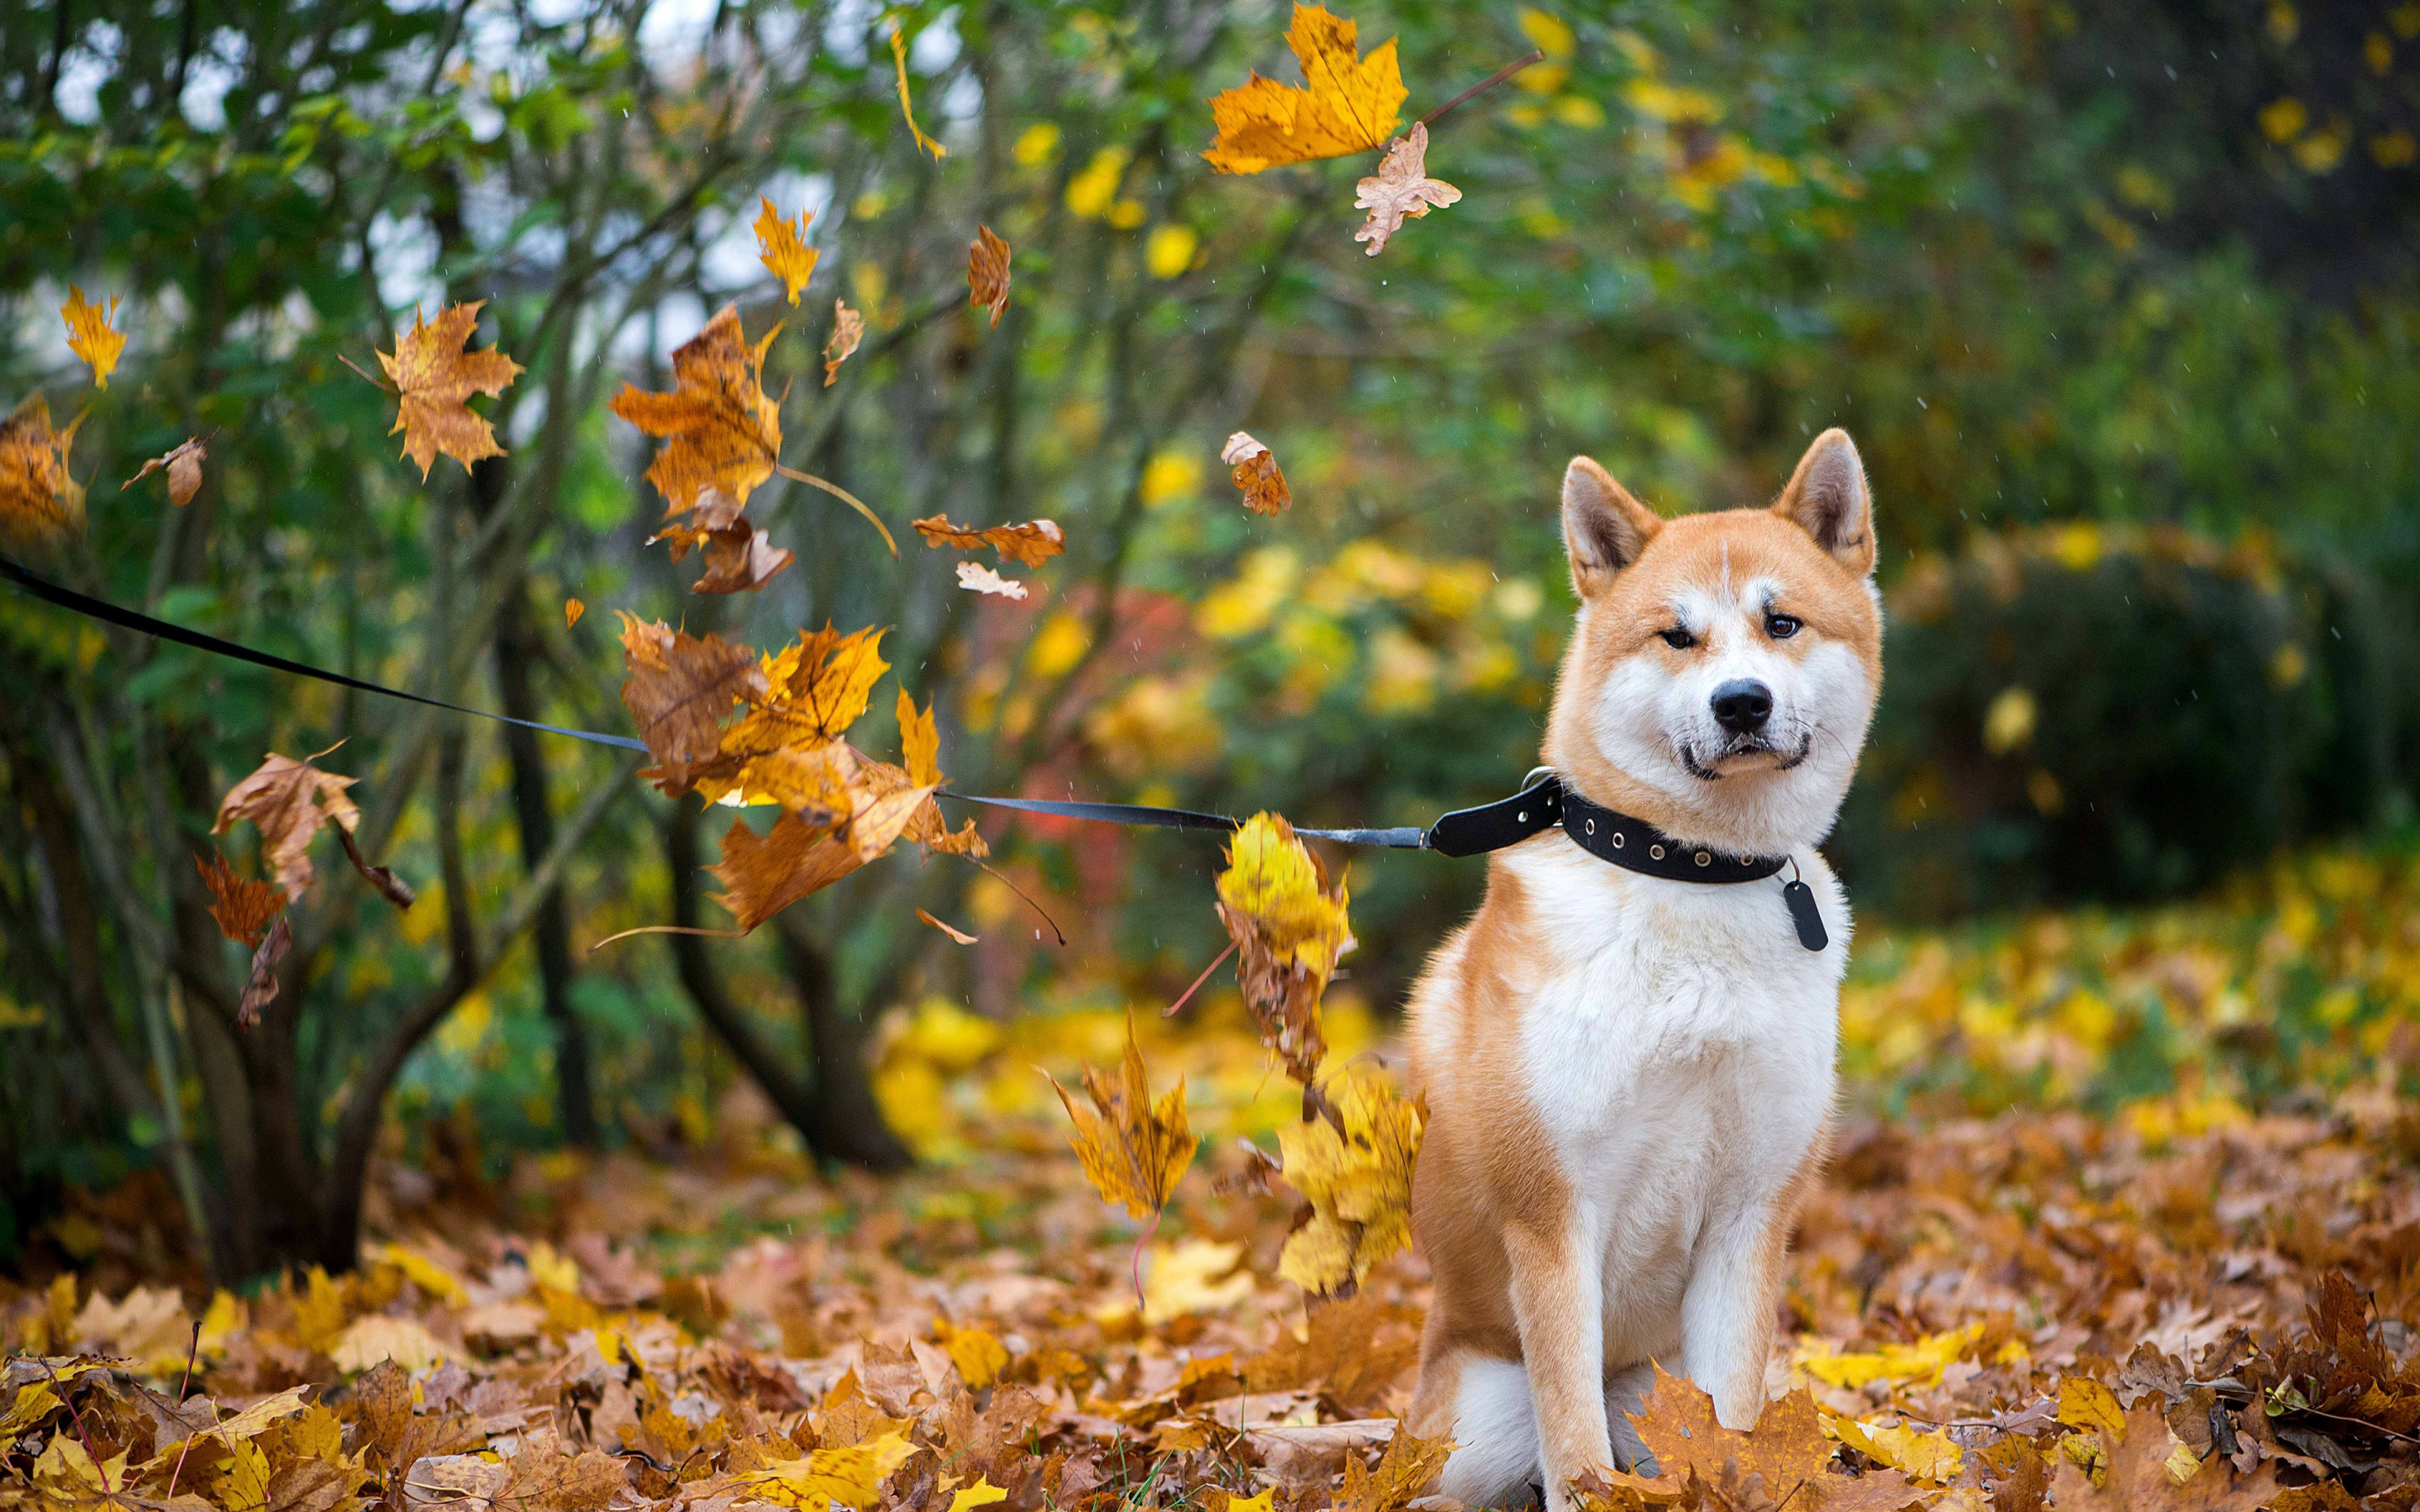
left=664, top=800, right=911, bottom=1171
left=775, top=914, right=913, bottom=1173
left=492, top=588, right=599, bottom=1147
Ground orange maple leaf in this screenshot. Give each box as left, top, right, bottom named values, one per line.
left=823, top=300, right=864, bottom=386
left=124, top=435, right=207, bottom=506
left=609, top=303, right=783, bottom=517
left=0, top=394, right=87, bottom=545
left=911, top=515, right=1065, bottom=568
left=1221, top=432, right=1292, bottom=515
left=755, top=197, right=820, bottom=306
left=967, top=226, right=1012, bottom=328
left=1586, top=1365, right=1926, bottom=1512
left=194, top=852, right=287, bottom=948
left=1334, top=1424, right=1452, bottom=1512
left=1202, top=5, right=1407, bottom=174
left=1048, top=1011, right=1195, bottom=1222
left=62, top=286, right=127, bottom=389
left=377, top=302, right=525, bottom=479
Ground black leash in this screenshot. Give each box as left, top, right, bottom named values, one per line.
left=0, top=554, right=1826, bottom=949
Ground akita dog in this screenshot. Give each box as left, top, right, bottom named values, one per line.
left=1404, top=429, right=1883, bottom=1511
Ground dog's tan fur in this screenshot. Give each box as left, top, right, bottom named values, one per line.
left=1403, top=433, right=1883, bottom=1509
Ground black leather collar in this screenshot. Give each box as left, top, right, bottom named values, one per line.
left=1424, top=772, right=1786, bottom=884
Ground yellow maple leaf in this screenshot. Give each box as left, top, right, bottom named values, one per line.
left=62, top=286, right=127, bottom=389
left=0, top=393, right=87, bottom=545
left=891, top=25, right=946, bottom=158
left=1799, top=1321, right=1985, bottom=1390
left=755, top=197, right=820, bottom=305
left=946, top=1480, right=1008, bottom=1512
left=933, top=1319, right=1008, bottom=1389
left=377, top=301, right=524, bottom=479
left=1831, top=1416, right=1965, bottom=1483
left=739, top=1433, right=918, bottom=1511
left=609, top=302, right=782, bottom=515
left=1203, top=4, right=1407, bottom=174
left=1334, top=1424, right=1453, bottom=1512
left=1050, top=1011, right=1195, bottom=1221
left=722, top=624, right=892, bottom=756
left=1215, top=811, right=1353, bottom=1083
left=1276, top=1066, right=1423, bottom=1295
left=897, top=687, right=942, bottom=786
left=2056, top=1376, right=2128, bottom=1436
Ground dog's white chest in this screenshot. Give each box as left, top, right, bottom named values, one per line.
left=1505, top=840, right=1844, bottom=1260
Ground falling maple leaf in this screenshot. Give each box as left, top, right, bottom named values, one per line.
left=1214, top=811, right=1351, bottom=1082
left=1049, top=1012, right=1195, bottom=1223
left=755, top=198, right=820, bottom=305
left=616, top=612, right=768, bottom=796
left=194, top=852, right=287, bottom=948
left=611, top=304, right=783, bottom=516
left=823, top=301, right=864, bottom=386
left=0, top=394, right=87, bottom=544
left=565, top=597, right=585, bottom=627
left=652, top=487, right=795, bottom=595
left=891, top=24, right=946, bottom=158
left=1203, top=5, right=1407, bottom=174
left=1333, top=1424, right=1451, bottom=1512
left=967, top=226, right=1011, bottom=328
left=916, top=909, right=977, bottom=944
left=238, top=915, right=292, bottom=1030
left=1221, top=432, right=1292, bottom=515
left=729, top=624, right=892, bottom=753
left=911, top=515, right=1065, bottom=568
left=897, top=688, right=941, bottom=787
left=956, top=562, right=1027, bottom=599
left=1352, top=122, right=1461, bottom=255
left=1275, top=1067, right=1422, bottom=1294
left=711, top=812, right=866, bottom=931
left=123, top=435, right=207, bottom=506
left=61, top=286, right=127, bottom=390
left=213, top=749, right=365, bottom=900
left=377, top=301, right=524, bottom=480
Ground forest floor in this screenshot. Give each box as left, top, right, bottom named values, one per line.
left=8, top=837, right=2420, bottom=1511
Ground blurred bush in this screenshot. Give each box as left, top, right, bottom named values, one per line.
left=1836, top=524, right=2417, bottom=917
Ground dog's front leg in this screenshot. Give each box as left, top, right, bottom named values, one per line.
left=1679, top=1203, right=1785, bottom=1431
left=1506, top=1221, right=1608, bottom=1512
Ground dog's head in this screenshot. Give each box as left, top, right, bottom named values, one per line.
left=1541, top=428, right=1882, bottom=857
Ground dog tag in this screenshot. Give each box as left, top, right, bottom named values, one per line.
left=1781, top=879, right=1828, bottom=952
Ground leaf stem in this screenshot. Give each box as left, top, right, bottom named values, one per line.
left=1418, top=49, right=1547, bottom=129
left=1132, top=1205, right=1164, bottom=1315
left=1162, top=942, right=1236, bottom=1018
left=589, top=922, right=747, bottom=952
left=41, top=1361, right=112, bottom=1494
left=772, top=462, right=898, bottom=555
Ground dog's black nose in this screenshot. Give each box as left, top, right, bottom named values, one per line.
left=1711, top=679, right=1773, bottom=734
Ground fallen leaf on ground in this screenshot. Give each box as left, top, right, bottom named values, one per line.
left=378, top=302, right=524, bottom=479
left=1352, top=122, right=1460, bottom=255
left=2049, top=1401, right=2281, bottom=1509
left=610, top=303, right=782, bottom=516
left=1605, top=1367, right=1920, bottom=1511
left=956, top=562, right=1028, bottom=599
left=823, top=301, right=864, bottom=386
left=1203, top=4, right=1407, bottom=173
left=1222, top=432, right=1291, bottom=515
left=1276, top=1066, right=1422, bottom=1294
left=755, top=198, right=819, bottom=306
left=123, top=435, right=207, bottom=505
left=911, top=515, right=1065, bottom=568
left=968, top=226, right=1011, bottom=328
left=565, top=597, right=585, bottom=627
left=1050, top=1012, right=1195, bottom=1222
left=238, top=915, right=292, bottom=1029
left=892, top=25, right=945, bottom=158
left=0, top=393, right=87, bottom=544
left=195, top=852, right=287, bottom=947
left=62, top=286, right=126, bottom=389
left=213, top=749, right=364, bottom=899
left=1334, top=1422, right=1450, bottom=1512
left=1215, top=811, right=1352, bottom=1081
left=916, top=908, right=977, bottom=944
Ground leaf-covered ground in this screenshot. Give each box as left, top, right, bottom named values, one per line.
left=8, top=838, right=2420, bottom=1512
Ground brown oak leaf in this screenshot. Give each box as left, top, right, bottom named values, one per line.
left=910, top=515, right=1065, bottom=568
left=124, top=435, right=208, bottom=506
left=1352, top=122, right=1461, bottom=255
left=967, top=226, right=1012, bottom=328
left=1221, top=432, right=1292, bottom=515
left=238, top=914, right=292, bottom=1029
left=378, top=301, right=524, bottom=479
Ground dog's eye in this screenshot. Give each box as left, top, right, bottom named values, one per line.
left=1660, top=627, right=1696, bottom=649
left=1765, top=613, right=1802, bottom=640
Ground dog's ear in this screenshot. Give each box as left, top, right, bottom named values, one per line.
left=1773, top=428, right=1876, bottom=576
left=1563, top=457, right=1660, bottom=598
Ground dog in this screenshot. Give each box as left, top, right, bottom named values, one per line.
left=1402, top=429, right=1883, bottom=1511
